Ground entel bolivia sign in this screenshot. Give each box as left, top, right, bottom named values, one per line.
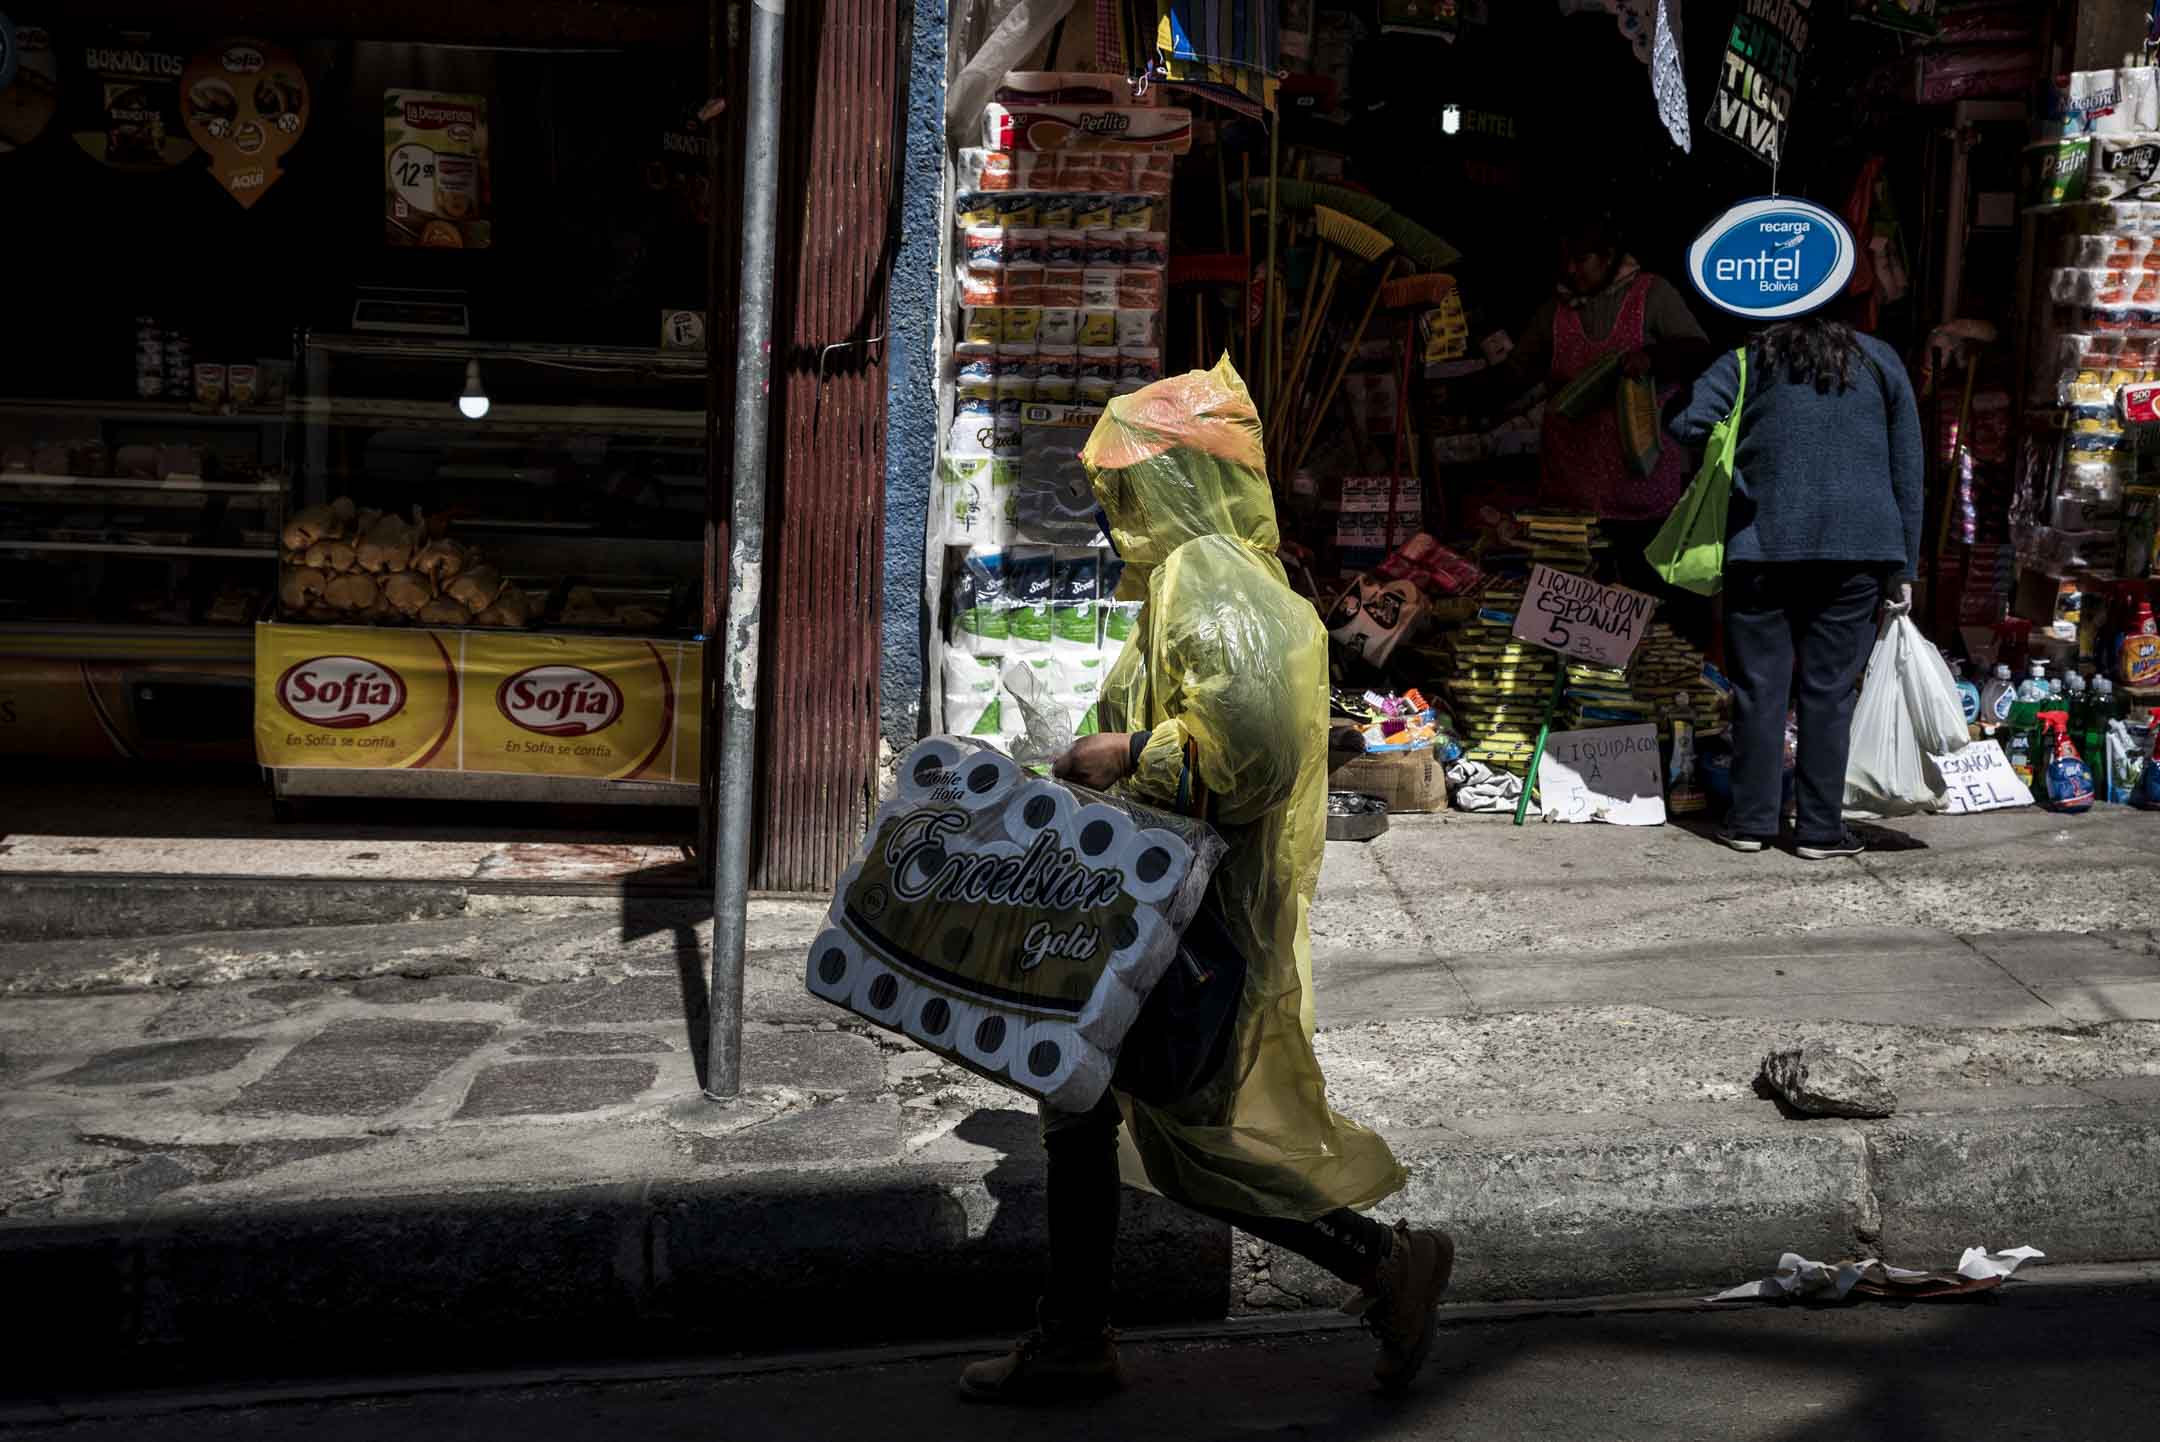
left=1686, top=197, right=1856, bottom=320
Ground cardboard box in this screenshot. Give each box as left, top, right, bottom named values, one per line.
left=1332, top=746, right=1450, bottom=814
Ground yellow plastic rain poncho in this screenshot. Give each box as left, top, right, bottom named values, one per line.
left=1080, top=357, right=1406, bottom=1221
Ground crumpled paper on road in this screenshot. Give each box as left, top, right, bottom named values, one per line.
left=1710, top=1245, right=2045, bottom=1303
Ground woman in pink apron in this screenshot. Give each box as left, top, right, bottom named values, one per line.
left=1509, top=216, right=1713, bottom=633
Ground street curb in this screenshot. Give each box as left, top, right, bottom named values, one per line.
left=0, top=873, right=749, bottom=944
left=1237, top=1105, right=2160, bottom=1312
left=0, top=1159, right=1228, bottom=1392
left=5, top=1104, right=2155, bottom=1391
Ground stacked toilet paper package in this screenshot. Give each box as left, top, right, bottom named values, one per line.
left=934, top=72, right=1170, bottom=770
left=943, top=543, right=1140, bottom=760
left=805, top=735, right=1225, bottom=1112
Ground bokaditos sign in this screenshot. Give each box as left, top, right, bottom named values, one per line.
left=276, top=655, right=407, bottom=728
left=496, top=664, right=624, bottom=737
left=1685, top=197, right=1855, bottom=320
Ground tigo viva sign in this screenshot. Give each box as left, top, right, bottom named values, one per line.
left=1685, top=197, right=1855, bottom=320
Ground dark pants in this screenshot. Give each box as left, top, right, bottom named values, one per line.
left=1043, top=1093, right=1391, bottom=1333
left=1723, top=563, right=1887, bottom=847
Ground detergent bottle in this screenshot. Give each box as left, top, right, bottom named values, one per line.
left=2122, top=601, right=2160, bottom=688
left=2135, top=710, right=2160, bottom=810
left=2041, top=712, right=2095, bottom=813
left=1955, top=662, right=1982, bottom=729
left=2087, top=677, right=2119, bottom=764
left=1980, top=663, right=2016, bottom=729
left=2018, top=661, right=2051, bottom=704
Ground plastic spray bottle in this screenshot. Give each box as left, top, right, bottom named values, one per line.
left=2041, top=711, right=2095, bottom=813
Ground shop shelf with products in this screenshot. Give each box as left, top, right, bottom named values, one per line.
left=263, top=333, right=708, bottom=809
left=0, top=398, right=287, bottom=763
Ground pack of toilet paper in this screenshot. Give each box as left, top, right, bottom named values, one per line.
left=805, top=735, right=1225, bottom=1111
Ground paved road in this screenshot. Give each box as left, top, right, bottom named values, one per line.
left=9, top=1278, right=2155, bottom=1441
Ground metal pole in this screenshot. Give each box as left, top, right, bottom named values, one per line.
left=1512, top=664, right=1567, bottom=828
left=708, top=0, right=787, bottom=1100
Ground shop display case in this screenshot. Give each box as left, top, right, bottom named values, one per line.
left=0, top=398, right=287, bottom=762
left=260, top=333, right=708, bottom=807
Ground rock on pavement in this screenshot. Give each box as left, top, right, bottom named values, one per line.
left=1760, top=1041, right=1900, bottom=1119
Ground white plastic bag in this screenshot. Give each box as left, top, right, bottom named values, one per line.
left=1845, top=618, right=1949, bottom=817
left=1892, top=616, right=1973, bottom=756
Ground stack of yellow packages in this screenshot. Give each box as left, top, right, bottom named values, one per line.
left=1516, top=511, right=1598, bottom=573
left=1445, top=585, right=1555, bottom=774
left=1562, top=661, right=1651, bottom=730
left=1628, top=623, right=1728, bottom=737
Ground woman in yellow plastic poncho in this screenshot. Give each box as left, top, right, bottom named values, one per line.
left=959, top=359, right=1456, bottom=1405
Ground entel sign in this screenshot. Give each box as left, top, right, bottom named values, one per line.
left=1685, top=197, right=1857, bottom=320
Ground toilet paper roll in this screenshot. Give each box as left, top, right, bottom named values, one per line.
left=955, top=1002, right=1019, bottom=1077
left=1014, top=1019, right=1114, bottom=1111
left=848, top=955, right=917, bottom=1028
left=949, top=747, right=1023, bottom=811
left=897, top=737, right=969, bottom=801
left=901, top=985, right=971, bottom=1051
left=1100, top=905, right=1170, bottom=980
left=1066, top=801, right=1134, bottom=866
left=1122, top=827, right=1193, bottom=904
left=1075, top=971, right=1145, bottom=1049
left=1001, top=778, right=1078, bottom=848
left=805, top=927, right=865, bottom=1007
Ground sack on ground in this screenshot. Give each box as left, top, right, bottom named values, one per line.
left=806, top=736, right=1226, bottom=1112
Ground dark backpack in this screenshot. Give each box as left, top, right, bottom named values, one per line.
left=1110, top=889, right=1248, bottom=1106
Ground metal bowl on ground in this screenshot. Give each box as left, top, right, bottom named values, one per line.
left=1326, top=790, right=1390, bottom=842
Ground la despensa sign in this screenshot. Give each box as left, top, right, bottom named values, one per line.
left=1685, top=198, right=1856, bottom=320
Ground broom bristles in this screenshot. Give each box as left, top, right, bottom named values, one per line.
left=1239, top=179, right=1461, bottom=270
left=1312, top=205, right=1394, bottom=263
left=1379, top=273, right=1456, bottom=308
left=1169, top=253, right=1251, bottom=285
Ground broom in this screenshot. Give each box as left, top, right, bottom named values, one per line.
left=1170, top=254, right=1250, bottom=373
left=1241, top=152, right=1254, bottom=378
left=1238, top=178, right=1461, bottom=271
left=1288, top=255, right=1414, bottom=482
left=1272, top=207, right=1394, bottom=465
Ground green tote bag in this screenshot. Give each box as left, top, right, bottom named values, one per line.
left=1645, top=348, right=1747, bottom=597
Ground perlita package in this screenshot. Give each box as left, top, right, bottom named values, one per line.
left=806, top=735, right=1224, bottom=1111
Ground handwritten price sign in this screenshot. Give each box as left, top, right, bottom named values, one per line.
left=1511, top=564, right=1655, bottom=670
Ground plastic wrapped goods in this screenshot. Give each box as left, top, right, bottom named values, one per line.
left=943, top=650, right=1006, bottom=737
left=1016, top=402, right=1107, bottom=544
left=1076, top=356, right=1406, bottom=1218
left=806, top=736, right=1225, bottom=1111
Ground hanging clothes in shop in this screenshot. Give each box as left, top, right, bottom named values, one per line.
left=1098, top=0, right=1279, bottom=116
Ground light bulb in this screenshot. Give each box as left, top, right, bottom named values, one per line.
left=1442, top=104, right=1461, bottom=137
left=458, top=358, right=490, bottom=419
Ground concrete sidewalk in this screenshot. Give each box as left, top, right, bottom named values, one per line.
left=2, top=809, right=2157, bottom=1386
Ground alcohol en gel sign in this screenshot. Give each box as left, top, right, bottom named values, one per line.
left=1685, top=197, right=1855, bottom=320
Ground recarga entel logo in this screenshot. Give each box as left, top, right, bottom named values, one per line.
left=1685, top=198, right=1855, bottom=320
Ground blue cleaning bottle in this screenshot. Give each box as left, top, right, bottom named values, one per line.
left=1955, top=661, right=1982, bottom=729
left=2042, top=713, right=2095, bottom=813
left=1980, top=664, right=2016, bottom=729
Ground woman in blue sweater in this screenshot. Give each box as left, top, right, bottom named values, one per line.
left=1669, top=314, right=1923, bottom=859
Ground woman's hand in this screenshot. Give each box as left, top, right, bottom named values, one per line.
left=1884, top=583, right=1914, bottom=620
left=1053, top=732, right=1136, bottom=789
